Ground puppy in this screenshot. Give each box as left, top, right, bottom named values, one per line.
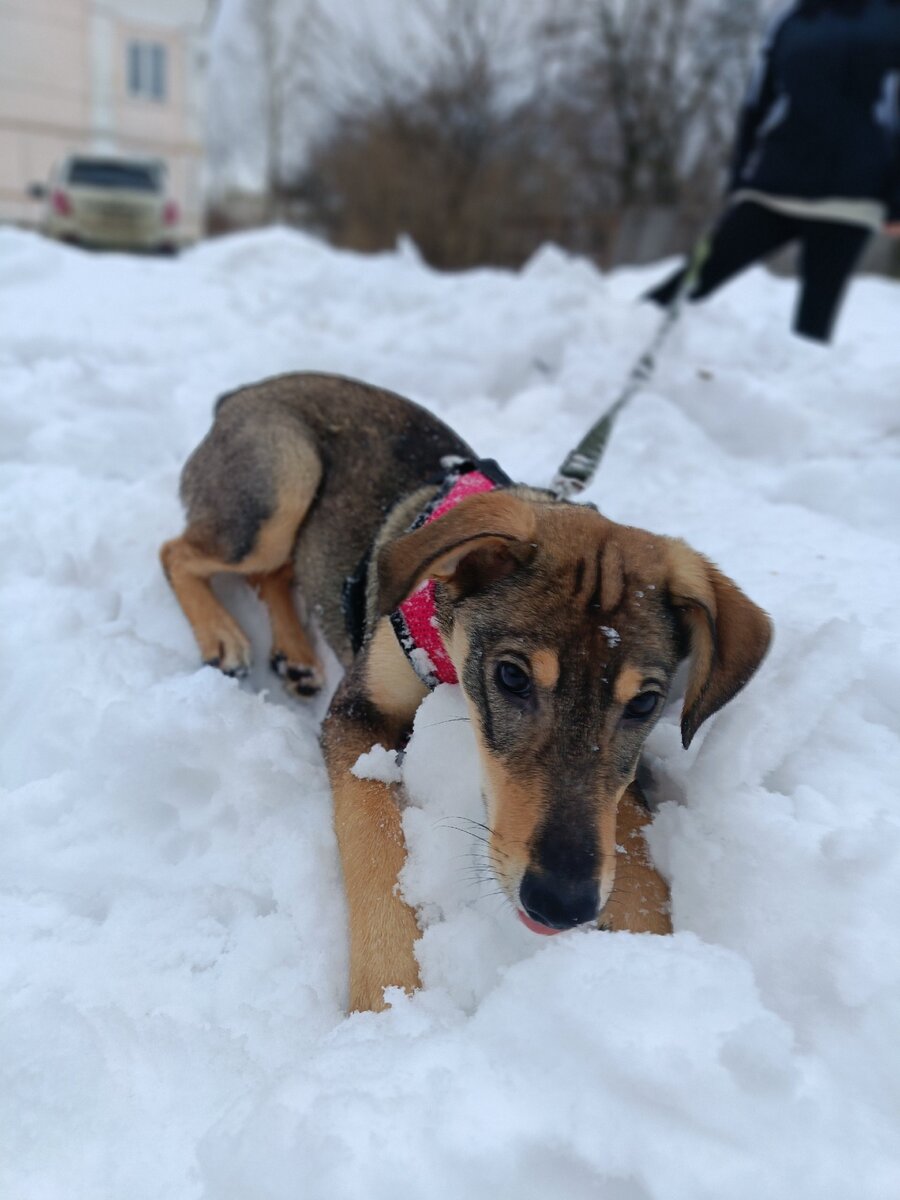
left=161, top=373, right=771, bottom=1012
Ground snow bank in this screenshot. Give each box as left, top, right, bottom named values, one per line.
left=1, top=226, right=899, bottom=1199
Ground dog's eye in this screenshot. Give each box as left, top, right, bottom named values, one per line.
left=623, top=692, right=660, bottom=720
left=496, top=661, right=532, bottom=699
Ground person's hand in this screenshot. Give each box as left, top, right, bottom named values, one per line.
left=884, top=222, right=900, bottom=238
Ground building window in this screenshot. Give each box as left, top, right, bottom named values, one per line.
left=127, top=41, right=167, bottom=102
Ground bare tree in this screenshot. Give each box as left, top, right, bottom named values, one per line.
left=544, top=0, right=764, bottom=233
left=231, top=0, right=767, bottom=268
left=243, top=0, right=319, bottom=221
left=286, top=0, right=555, bottom=266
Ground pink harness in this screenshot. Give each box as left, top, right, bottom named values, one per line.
left=392, top=465, right=502, bottom=687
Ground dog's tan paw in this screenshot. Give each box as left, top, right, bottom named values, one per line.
left=270, top=651, right=324, bottom=699
left=200, top=624, right=252, bottom=678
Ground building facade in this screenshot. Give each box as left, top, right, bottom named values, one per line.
left=0, top=0, right=209, bottom=237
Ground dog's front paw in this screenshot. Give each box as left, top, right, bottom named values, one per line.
left=349, top=983, right=390, bottom=1014
left=270, top=652, right=324, bottom=699
left=348, top=945, right=421, bottom=1014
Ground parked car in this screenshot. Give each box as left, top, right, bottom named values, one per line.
left=32, top=155, right=182, bottom=253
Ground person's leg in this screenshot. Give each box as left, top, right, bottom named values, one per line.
left=647, top=201, right=797, bottom=307
left=795, top=222, right=871, bottom=342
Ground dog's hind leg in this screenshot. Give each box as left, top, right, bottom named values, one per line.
left=161, top=418, right=324, bottom=687
left=160, top=535, right=254, bottom=675
left=249, top=563, right=324, bottom=697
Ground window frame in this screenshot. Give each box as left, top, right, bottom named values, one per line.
left=126, top=40, right=168, bottom=103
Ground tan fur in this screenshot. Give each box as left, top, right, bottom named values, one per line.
left=479, top=747, right=545, bottom=887
left=365, top=618, right=429, bottom=724
left=250, top=564, right=321, bottom=678
left=159, top=537, right=254, bottom=671
left=598, top=799, right=620, bottom=910
left=613, top=665, right=645, bottom=705
left=666, top=539, right=716, bottom=611
left=324, top=721, right=421, bottom=1013
left=601, top=787, right=672, bottom=935
left=531, top=649, right=560, bottom=690
left=600, top=539, right=625, bottom=613
left=447, top=622, right=470, bottom=667
left=240, top=496, right=313, bottom=573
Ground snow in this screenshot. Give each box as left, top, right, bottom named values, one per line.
left=2, top=224, right=900, bottom=1200
left=351, top=743, right=403, bottom=785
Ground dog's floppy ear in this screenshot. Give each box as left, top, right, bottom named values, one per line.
left=666, top=540, right=772, bottom=749
left=377, top=491, right=537, bottom=615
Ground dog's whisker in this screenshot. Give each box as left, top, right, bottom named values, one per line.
left=438, top=825, right=495, bottom=848
left=447, top=816, right=495, bottom=834
left=445, top=815, right=500, bottom=836
left=473, top=892, right=520, bottom=920
left=435, top=820, right=490, bottom=838
left=436, top=815, right=485, bottom=830
left=435, top=822, right=513, bottom=861
left=447, top=817, right=514, bottom=855
left=419, top=716, right=472, bottom=729
left=461, top=862, right=500, bottom=876
left=449, top=837, right=495, bottom=851
left=452, top=858, right=505, bottom=883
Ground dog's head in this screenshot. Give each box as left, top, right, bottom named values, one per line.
left=379, top=489, right=771, bottom=933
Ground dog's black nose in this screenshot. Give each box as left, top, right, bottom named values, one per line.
left=519, top=869, right=599, bottom=931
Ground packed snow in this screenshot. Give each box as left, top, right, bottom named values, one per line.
left=2, top=225, right=899, bottom=1200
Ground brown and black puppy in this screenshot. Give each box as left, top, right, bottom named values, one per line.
left=161, top=372, right=772, bottom=1013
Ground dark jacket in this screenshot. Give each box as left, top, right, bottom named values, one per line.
left=731, top=0, right=900, bottom=218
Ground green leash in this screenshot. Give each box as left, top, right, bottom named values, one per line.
left=551, top=233, right=712, bottom=500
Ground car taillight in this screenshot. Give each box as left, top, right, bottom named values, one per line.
left=52, top=190, right=72, bottom=216
left=163, top=200, right=179, bottom=226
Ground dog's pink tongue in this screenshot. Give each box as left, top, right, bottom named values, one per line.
left=517, top=910, right=562, bottom=936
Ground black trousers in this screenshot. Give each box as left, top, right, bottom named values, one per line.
left=647, top=201, right=872, bottom=342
